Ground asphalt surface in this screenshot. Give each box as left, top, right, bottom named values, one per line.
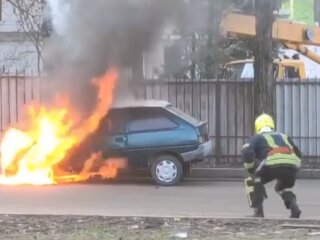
left=0, top=179, right=319, bottom=219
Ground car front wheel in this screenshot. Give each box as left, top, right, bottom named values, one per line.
left=151, top=154, right=183, bottom=186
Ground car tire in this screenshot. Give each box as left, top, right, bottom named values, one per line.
left=151, top=154, right=183, bottom=186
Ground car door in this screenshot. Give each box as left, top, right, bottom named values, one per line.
left=97, top=109, right=129, bottom=160
left=125, top=107, right=181, bottom=169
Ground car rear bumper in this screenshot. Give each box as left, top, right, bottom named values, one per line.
left=181, top=140, right=213, bottom=162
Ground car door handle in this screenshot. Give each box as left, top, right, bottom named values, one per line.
left=115, top=137, right=126, bottom=143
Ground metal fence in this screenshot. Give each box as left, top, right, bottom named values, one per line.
left=136, top=78, right=320, bottom=169
left=1, top=75, right=320, bottom=168
left=0, top=75, right=41, bottom=133
left=276, top=80, right=320, bottom=168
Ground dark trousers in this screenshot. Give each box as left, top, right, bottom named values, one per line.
left=253, top=166, right=298, bottom=209
left=257, top=166, right=297, bottom=192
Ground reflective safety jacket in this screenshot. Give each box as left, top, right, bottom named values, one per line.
left=242, top=131, right=302, bottom=173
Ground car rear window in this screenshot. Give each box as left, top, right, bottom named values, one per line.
left=167, top=106, right=201, bottom=126
left=127, top=108, right=178, bottom=132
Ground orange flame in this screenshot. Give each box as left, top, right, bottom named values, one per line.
left=0, top=69, right=125, bottom=185
left=57, top=153, right=127, bottom=183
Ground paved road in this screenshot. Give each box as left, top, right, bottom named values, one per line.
left=0, top=180, right=319, bottom=219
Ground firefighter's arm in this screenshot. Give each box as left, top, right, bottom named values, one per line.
left=288, top=136, right=302, bottom=158
left=241, top=142, right=256, bottom=174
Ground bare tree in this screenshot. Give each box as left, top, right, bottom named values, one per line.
left=7, top=0, right=47, bottom=75
left=178, top=0, right=234, bottom=79
left=0, top=46, right=33, bottom=74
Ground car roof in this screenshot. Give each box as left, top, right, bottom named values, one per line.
left=111, top=100, right=172, bottom=109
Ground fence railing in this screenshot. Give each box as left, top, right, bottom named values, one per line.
left=1, top=75, right=320, bottom=168
left=0, top=75, right=41, bottom=133
left=276, top=80, right=320, bottom=168
left=136, top=78, right=320, bottom=168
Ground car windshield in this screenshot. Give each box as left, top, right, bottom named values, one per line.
left=167, top=106, right=201, bottom=125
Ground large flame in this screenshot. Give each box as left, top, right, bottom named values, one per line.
left=0, top=69, right=126, bottom=185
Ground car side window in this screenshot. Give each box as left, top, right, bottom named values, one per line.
left=100, top=109, right=128, bottom=135
left=127, top=108, right=178, bottom=133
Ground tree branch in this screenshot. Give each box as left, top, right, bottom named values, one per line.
left=7, top=0, right=45, bottom=75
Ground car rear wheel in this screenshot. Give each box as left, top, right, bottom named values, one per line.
left=151, top=154, right=183, bottom=186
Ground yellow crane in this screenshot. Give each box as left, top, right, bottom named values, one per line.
left=219, top=12, right=320, bottom=79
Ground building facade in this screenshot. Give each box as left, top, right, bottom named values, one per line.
left=0, top=1, right=40, bottom=75
left=280, top=0, right=320, bottom=78
left=281, top=0, right=314, bottom=25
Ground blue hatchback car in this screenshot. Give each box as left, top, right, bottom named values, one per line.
left=67, top=100, right=213, bottom=186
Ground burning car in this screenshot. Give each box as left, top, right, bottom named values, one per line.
left=0, top=68, right=211, bottom=186
left=66, top=100, right=213, bottom=186
left=0, top=70, right=119, bottom=186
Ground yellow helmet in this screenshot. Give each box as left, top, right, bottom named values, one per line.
left=255, top=114, right=275, bottom=133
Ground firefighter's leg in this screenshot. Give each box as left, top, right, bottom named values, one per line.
left=252, top=167, right=273, bottom=218
left=245, top=177, right=267, bottom=218
left=275, top=174, right=301, bottom=218
left=252, top=178, right=267, bottom=217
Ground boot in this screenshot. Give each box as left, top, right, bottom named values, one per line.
left=289, top=200, right=301, bottom=218
left=252, top=205, right=264, bottom=218
left=280, top=191, right=301, bottom=218
left=248, top=183, right=266, bottom=218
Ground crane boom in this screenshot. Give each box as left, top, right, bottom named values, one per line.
left=220, top=12, right=320, bottom=64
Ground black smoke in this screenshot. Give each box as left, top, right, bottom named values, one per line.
left=45, top=0, right=181, bottom=76
left=43, top=0, right=182, bottom=113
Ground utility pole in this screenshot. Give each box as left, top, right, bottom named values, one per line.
left=253, top=0, right=278, bottom=117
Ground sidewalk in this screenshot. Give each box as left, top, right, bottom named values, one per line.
left=189, top=168, right=320, bottom=180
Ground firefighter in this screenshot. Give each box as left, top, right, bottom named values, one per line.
left=242, top=113, right=302, bottom=218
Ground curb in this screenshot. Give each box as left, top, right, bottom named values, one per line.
left=189, top=168, right=320, bottom=179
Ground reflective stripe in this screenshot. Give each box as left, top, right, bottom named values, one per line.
left=268, top=147, right=293, bottom=156
left=263, top=133, right=300, bottom=167
left=266, top=154, right=301, bottom=167
left=263, top=133, right=293, bottom=149
left=242, top=143, right=250, bottom=150
left=263, top=134, right=278, bottom=148
left=256, top=159, right=266, bottom=172
left=277, top=188, right=293, bottom=195
left=245, top=177, right=254, bottom=207
left=254, top=177, right=261, bottom=183
left=281, top=134, right=293, bottom=148
left=244, top=177, right=254, bottom=194
left=244, top=161, right=255, bottom=169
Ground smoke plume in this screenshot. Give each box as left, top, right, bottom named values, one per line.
left=46, top=0, right=71, bottom=36
left=43, top=0, right=181, bottom=113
